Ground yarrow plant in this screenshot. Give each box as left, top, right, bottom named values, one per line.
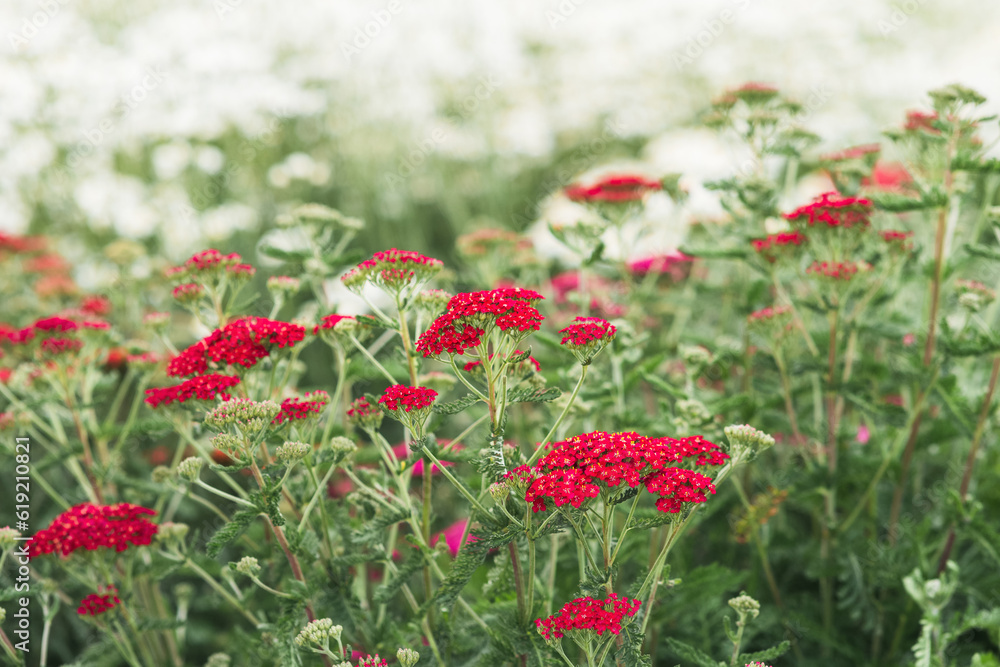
left=6, top=80, right=1000, bottom=667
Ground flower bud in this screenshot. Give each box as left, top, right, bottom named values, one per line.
left=204, top=653, right=231, bottom=667
left=0, top=608, right=6, bottom=623
left=329, top=437, right=357, bottom=456
left=234, top=556, right=261, bottom=577
left=143, top=311, right=171, bottom=332
left=397, top=647, right=420, bottom=667
left=294, top=618, right=342, bottom=648
left=488, top=481, right=510, bottom=504
left=728, top=592, right=761, bottom=620
left=413, top=289, right=452, bottom=315
left=205, top=399, right=280, bottom=432
left=267, top=275, right=301, bottom=297
left=724, top=424, right=775, bottom=458
left=680, top=344, right=713, bottom=369
left=156, top=522, right=190, bottom=546
left=0, top=526, right=20, bottom=549
left=275, top=441, right=311, bottom=464
left=176, top=457, right=203, bottom=482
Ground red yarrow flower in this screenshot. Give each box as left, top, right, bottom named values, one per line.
left=626, top=251, right=693, bottom=280
left=341, top=248, right=443, bottom=293
left=559, top=317, right=616, bottom=365
left=144, top=374, right=241, bottom=407
left=77, top=587, right=121, bottom=616
left=784, top=192, right=873, bottom=230
left=378, top=385, right=437, bottom=413
left=356, top=656, right=388, bottom=667
left=29, top=503, right=158, bottom=558
left=416, top=288, right=544, bottom=358
left=166, top=317, right=306, bottom=377
left=807, top=260, right=867, bottom=281
left=313, top=313, right=355, bottom=335
left=536, top=594, right=641, bottom=641
left=751, top=231, right=807, bottom=262
left=565, top=173, right=662, bottom=203
left=272, top=391, right=330, bottom=425
left=526, top=431, right=726, bottom=513
left=819, top=143, right=881, bottom=162
left=748, top=305, right=792, bottom=323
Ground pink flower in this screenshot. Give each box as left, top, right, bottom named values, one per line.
left=856, top=424, right=870, bottom=445
left=903, top=333, right=916, bottom=347
left=433, top=519, right=470, bottom=557
left=391, top=441, right=460, bottom=476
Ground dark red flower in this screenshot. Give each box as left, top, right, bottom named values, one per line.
left=77, top=586, right=121, bottom=616
left=536, top=594, right=641, bottom=641
left=416, top=288, right=544, bottom=358
left=29, top=503, right=158, bottom=558
left=784, top=192, right=873, bottom=229
left=378, top=385, right=437, bottom=413
left=272, top=391, right=330, bottom=424
left=166, top=317, right=306, bottom=377
left=565, top=174, right=662, bottom=203
left=144, top=374, right=241, bottom=407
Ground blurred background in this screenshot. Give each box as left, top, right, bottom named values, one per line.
left=2, top=0, right=1000, bottom=288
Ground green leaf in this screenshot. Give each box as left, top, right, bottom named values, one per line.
left=963, top=242, right=1000, bottom=262
left=665, top=637, right=724, bottom=667
left=432, top=393, right=482, bottom=415
left=505, top=386, right=561, bottom=404
left=206, top=507, right=261, bottom=558
left=739, top=640, right=791, bottom=664
left=870, top=189, right=947, bottom=212
left=677, top=246, right=750, bottom=260
left=373, top=542, right=426, bottom=604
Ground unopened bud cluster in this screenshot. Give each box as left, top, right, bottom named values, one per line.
left=235, top=556, right=261, bottom=577
left=728, top=592, right=761, bottom=620
left=294, top=618, right=343, bottom=648
left=724, top=424, right=775, bottom=459
left=0, top=526, right=20, bottom=549
left=397, top=647, right=420, bottom=667
left=329, top=437, right=357, bottom=456
left=204, top=653, right=231, bottom=667
left=176, top=457, right=204, bottom=482
left=205, top=399, right=280, bottom=432
left=276, top=441, right=311, bottom=464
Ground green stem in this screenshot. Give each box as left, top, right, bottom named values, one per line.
left=348, top=333, right=398, bottom=384
left=527, top=365, right=588, bottom=467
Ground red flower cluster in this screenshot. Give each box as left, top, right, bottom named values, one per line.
left=751, top=231, right=807, bottom=261
left=171, top=283, right=203, bottom=302
left=0, top=232, right=46, bottom=254
left=1, top=315, right=110, bottom=358
left=356, top=656, right=388, bottom=667
left=747, top=305, right=792, bottom=323
left=536, top=594, right=641, bottom=641
left=273, top=391, right=330, bottom=424
left=565, top=174, right=662, bottom=203
left=559, top=317, right=616, bottom=347
left=626, top=252, right=693, bottom=280
left=165, top=249, right=247, bottom=279
left=864, top=162, right=913, bottom=192
left=807, top=261, right=865, bottom=281
left=784, top=192, right=873, bottom=229
left=77, top=587, right=121, bottom=616
left=526, top=431, right=726, bottom=513
left=904, top=110, right=940, bottom=133
left=145, top=373, right=241, bottom=407
left=313, top=313, right=355, bottom=334
left=29, top=503, right=158, bottom=558
left=416, top=288, right=544, bottom=358
left=378, top=385, right=437, bottom=413
left=167, top=317, right=306, bottom=377
left=341, top=248, right=443, bottom=291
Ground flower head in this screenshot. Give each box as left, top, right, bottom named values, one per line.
left=807, top=260, right=869, bottom=281
left=273, top=392, right=330, bottom=425
left=416, top=288, right=544, bottom=358
left=784, top=192, right=873, bottom=230
left=565, top=174, right=662, bottom=204
left=167, top=317, right=306, bottom=377
left=347, top=397, right=383, bottom=431
left=29, top=503, right=158, bottom=558
left=144, top=374, right=240, bottom=407
left=535, top=594, right=641, bottom=641
left=77, top=586, right=121, bottom=616
left=341, top=248, right=442, bottom=295
left=526, top=431, right=726, bottom=513
left=558, top=317, right=616, bottom=365
left=751, top=231, right=807, bottom=262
